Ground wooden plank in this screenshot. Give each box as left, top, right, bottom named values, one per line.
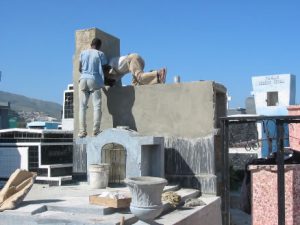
left=89, top=195, right=131, bottom=208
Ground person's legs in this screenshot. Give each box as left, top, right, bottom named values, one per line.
left=136, top=71, right=160, bottom=85
left=78, top=79, right=90, bottom=137
left=128, top=54, right=145, bottom=76
left=133, top=68, right=167, bottom=85
left=128, top=54, right=145, bottom=85
left=92, top=89, right=102, bottom=135
left=87, top=79, right=102, bottom=136
left=128, top=54, right=167, bottom=85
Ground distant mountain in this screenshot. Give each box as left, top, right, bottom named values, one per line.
left=0, top=91, right=62, bottom=120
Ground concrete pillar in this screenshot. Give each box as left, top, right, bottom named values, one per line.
left=73, top=28, right=120, bottom=137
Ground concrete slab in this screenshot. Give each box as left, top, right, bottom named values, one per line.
left=0, top=184, right=222, bottom=225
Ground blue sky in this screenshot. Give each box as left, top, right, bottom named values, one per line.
left=0, top=0, right=299, bottom=107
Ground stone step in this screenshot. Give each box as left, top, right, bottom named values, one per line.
left=156, top=196, right=222, bottom=225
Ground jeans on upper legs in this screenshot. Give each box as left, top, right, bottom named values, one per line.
left=79, top=78, right=102, bottom=134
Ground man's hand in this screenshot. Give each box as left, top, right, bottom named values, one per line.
left=102, top=64, right=112, bottom=73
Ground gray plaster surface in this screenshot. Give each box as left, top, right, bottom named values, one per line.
left=165, top=135, right=218, bottom=194
left=75, top=81, right=226, bottom=139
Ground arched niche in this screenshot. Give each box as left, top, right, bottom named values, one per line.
left=101, top=143, right=126, bottom=184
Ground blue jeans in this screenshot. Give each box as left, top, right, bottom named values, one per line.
left=79, top=79, right=102, bottom=134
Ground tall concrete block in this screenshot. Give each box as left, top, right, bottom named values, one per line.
left=73, top=28, right=120, bottom=138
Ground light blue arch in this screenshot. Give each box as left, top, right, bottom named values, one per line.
left=77, top=128, right=165, bottom=179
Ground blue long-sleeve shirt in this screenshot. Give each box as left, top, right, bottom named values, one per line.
left=79, top=49, right=107, bottom=87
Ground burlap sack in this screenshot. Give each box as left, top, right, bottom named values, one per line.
left=0, top=169, right=37, bottom=212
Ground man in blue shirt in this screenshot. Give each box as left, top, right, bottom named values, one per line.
left=78, top=38, right=107, bottom=138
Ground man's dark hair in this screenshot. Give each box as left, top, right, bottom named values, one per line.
left=91, top=38, right=102, bottom=49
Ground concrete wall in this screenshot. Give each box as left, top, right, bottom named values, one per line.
left=74, top=81, right=226, bottom=139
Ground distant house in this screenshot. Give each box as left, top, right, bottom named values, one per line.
left=252, top=74, right=296, bottom=115
left=252, top=74, right=296, bottom=157
left=0, top=128, right=73, bottom=185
